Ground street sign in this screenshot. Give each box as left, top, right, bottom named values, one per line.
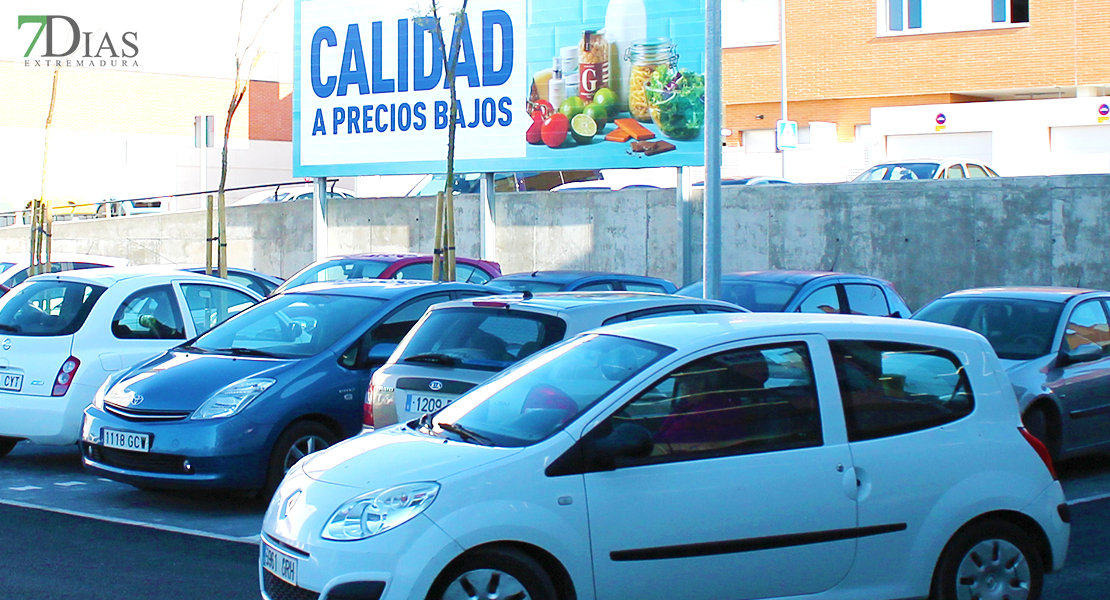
left=776, top=119, right=797, bottom=150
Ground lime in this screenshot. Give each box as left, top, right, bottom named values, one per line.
left=593, top=87, right=619, bottom=113
left=583, top=102, right=609, bottom=129
left=559, top=96, right=585, bottom=120
left=570, top=113, right=597, bottom=145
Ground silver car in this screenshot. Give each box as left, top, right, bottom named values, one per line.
left=913, top=286, right=1110, bottom=460
left=366, top=292, right=745, bottom=428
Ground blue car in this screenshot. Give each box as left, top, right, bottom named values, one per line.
left=79, top=280, right=492, bottom=497
left=487, top=270, right=677, bottom=294
left=677, top=270, right=912, bottom=317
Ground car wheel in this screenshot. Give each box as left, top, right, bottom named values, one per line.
left=0, top=436, right=19, bottom=458
left=1022, top=404, right=1060, bottom=462
left=263, top=421, right=336, bottom=500
left=429, top=548, right=557, bottom=600
left=932, top=519, right=1043, bottom=600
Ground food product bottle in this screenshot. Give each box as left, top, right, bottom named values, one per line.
left=604, top=0, right=647, bottom=113
left=578, top=30, right=608, bottom=103
left=627, top=38, right=676, bottom=122
left=548, top=57, right=566, bottom=110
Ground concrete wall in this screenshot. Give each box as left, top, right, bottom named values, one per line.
left=2, top=175, right=1108, bottom=310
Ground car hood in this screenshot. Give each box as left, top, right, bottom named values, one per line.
left=997, top=354, right=1056, bottom=405
left=299, top=424, right=521, bottom=488
left=107, top=350, right=297, bottom=412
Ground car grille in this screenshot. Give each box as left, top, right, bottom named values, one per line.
left=85, top=444, right=190, bottom=475
left=104, top=403, right=191, bottom=422
left=263, top=571, right=319, bottom=600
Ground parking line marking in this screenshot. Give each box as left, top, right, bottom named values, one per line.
left=1067, top=491, right=1110, bottom=507
left=8, top=486, right=42, bottom=492
left=54, top=481, right=87, bottom=487
left=0, top=498, right=261, bottom=545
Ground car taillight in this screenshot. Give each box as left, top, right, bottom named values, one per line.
left=52, top=356, right=80, bottom=396
left=1020, top=427, right=1057, bottom=480
left=363, top=384, right=375, bottom=428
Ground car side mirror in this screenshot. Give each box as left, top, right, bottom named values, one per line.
left=1058, top=343, right=1103, bottom=367
left=357, top=342, right=398, bottom=370
left=583, top=422, right=654, bottom=472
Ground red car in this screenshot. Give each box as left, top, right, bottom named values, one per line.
left=273, top=253, right=501, bottom=294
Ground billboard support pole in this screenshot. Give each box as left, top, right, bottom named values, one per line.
left=479, top=173, right=496, bottom=262
left=704, top=0, right=723, bottom=300
left=313, top=176, right=328, bottom=261
left=780, top=0, right=788, bottom=178
left=676, top=167, right=694, bottom=287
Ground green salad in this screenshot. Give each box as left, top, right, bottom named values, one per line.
left=644, top=66, right=706, bottom=140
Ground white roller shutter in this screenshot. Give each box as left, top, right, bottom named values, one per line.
left=1049, top=126, right=1110, bottom=174
left=885, top=132, right=993, bottom=163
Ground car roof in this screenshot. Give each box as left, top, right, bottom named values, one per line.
left=316, top=253, right=498, bottom=268
left=430, top=291, right=740, bottom=314
left=28, top=265, right=255, bottom=287
left=0, top=253, right=127, bottom=266
left=491, top=271, right=669, bottom=285
left=281, top=279, right=488, bottom=299
left=595, top=312, right=983, bottom=350
left=716, top=270, right=850, bottom=286
left=937, top=286, right=1105, bottom=303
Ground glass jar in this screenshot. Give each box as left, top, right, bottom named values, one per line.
left=626, top=38, right=677, bottom=122
left=578, top=30, right=609, bottom=103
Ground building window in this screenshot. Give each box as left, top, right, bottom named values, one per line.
left=723, top=0, right=779, bottom=48
left=882, top=0, right=1028, bottom=35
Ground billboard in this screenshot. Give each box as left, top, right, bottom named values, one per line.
left=294, top=0, right=706, bottom=177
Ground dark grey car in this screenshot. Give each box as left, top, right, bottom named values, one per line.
left=914, top=287, right=1110, bottom=460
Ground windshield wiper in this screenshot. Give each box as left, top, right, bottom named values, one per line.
left=0, top=324, right=19, bottom=333
left=177, top=344, right=208, bottom=354
left=214, top=347, right=281, bottom=358
left=437, top=422, right=492, bottom=445
left=403, top=353, right=458, bottom=366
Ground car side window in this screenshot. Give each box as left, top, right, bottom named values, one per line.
left=226, top=273, right=268, bottom=296
left=843, top=284, right=891, bottom=316
left=576, top=282, right=617, bottom=291
left=392, top=262, right=434, bottom=280
left=830, top=340, right=974, bottom=442
left=596, top=342, right=822, bottom=468
left=180, top=284, right=257, bottom=335
left=623, top=282, right=669, bottom=293
left=455, top=264, right=492, bottom=284
left=112, top=285, right=186, bottom=340
left=340, top=293, right=454, bottom=368
left=602, top=307, right=698, bottom=326
left=967, top=164, right=991, bottom=178
left=797, top=286, right=841, bottom=314
left=1063, top=300, right=1110, bottom=353
left=945, top=165, right=966, bottom=178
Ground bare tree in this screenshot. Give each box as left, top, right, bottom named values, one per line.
left=216, top=0, right=284, bottom=278
left=427, top=0, right=469, bottom=281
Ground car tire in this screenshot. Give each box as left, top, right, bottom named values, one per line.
left=0, top=436, right=19, bottom=458
left=262, top=421, right=336, bottom=501
left=1022, top=404, right=1060, bottom=462
left=932, top=519, right=1044, bottom=600
left=428, top=547, right=557, bottom=600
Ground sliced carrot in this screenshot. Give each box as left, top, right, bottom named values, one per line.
left=615, top=118, right=655, bottom=141
left=605, top=128, right=632, bottom=143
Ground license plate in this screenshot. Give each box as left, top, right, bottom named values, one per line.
left=262, top=541, right=298, bottom=587
left=0, top=373, right=22, bottom=392
left=405, top=393, right=455, bottom=414
left=102, top=428, right=152, bottom=453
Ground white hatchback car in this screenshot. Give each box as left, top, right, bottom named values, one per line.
left=0, top=267, right=261, bottom=457
left=261, top=313, right=1069, bottom=600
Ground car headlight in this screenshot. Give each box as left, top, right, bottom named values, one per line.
left=322, top=482, right=440, bottom=541
left=191, top=377, right=275, bottom=420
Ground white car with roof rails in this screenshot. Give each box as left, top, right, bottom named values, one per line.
left=0, top=266, right=262, bottom=457
left=262, top=313, right=1069, bottom=600
left=0, top=252, right=128, bottom=294
left=366, top=291, right=745, bottom=429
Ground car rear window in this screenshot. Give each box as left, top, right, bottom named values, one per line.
left=281, top=259, right=394, bottom=291
left=680, top=280, right=799, bottom=312
left=0, top=280, right=106, bottom=336
left=397, top=307, right=568, bottom=372
left=486, top=279, right=565, bottom=293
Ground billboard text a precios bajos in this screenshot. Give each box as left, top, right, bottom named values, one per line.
left=295, top=0, right=706, bottom=177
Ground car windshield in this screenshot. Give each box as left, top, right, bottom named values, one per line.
left=0, top=280, right=106, bottom=336
left=913, top=297, right=1064, bottom=360
left=678, top=280, right=799, bottom=312
left=191, top=293, right=385, bottom=358
left=430, top=334, right=672, bottom=447
left=485, top=279, right=565, bottom=293
left=279, top=259, right=394, bottom=292
left=0, top=262, right=14, bottom=273
left=854, top=163, right=940, bottom=181
left=398, top=307, right=568, bottom=372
